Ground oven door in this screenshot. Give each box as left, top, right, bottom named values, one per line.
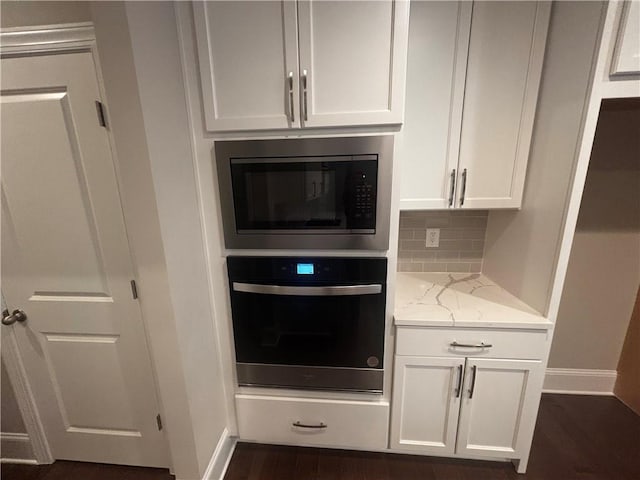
left=230, top=282, right=385, bottom=393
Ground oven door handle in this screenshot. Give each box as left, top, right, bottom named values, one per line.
left=232, top=282, right=382, bottom=296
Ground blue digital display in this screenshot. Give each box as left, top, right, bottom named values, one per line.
left=296, top=263, right=314, bottom=275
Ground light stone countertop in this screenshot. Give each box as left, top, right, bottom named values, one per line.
left=394, top=272, right=553, bottom=330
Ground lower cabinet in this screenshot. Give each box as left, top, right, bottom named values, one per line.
left=391, top=337, right=545, bottom=464
left=390, top=356, right=464, bottom=455
left=455, top=358, right=543, bottom=458
left=236, top=394, right=389, bottom=450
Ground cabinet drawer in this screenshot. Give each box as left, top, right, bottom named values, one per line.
left=395, top=327, right=549, bottom=360
left=236, top=394, right=389, bottom=450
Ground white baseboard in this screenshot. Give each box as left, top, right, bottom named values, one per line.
left=202, top=428, right=237, bottom=480
left=1, top=432, right=36, bottom=463
left=543, top=368, right=617, bottom=395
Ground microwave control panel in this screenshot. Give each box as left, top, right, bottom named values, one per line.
left=354, top=181, right=375, bottom=220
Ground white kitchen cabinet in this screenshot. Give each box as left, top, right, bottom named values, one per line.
left=193, top=1, right=299, bottom=131
left=235, top=394, right=389, bottom=450
left=297, top=0, right=409, bottom=127
left=456, top=358, right=543, bottom=459
left=390, top=326, right=546, bottom=472
left=390, top=356, right=464, bottom=455
left=610, top=1, right=640, bottom=76
left=194, top=0, right=409, bottom=132
left=399, top=1, right=551, bottom=210
left=398, top=1, right=471, bottom=209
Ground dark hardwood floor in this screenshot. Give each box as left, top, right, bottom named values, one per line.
left=0, top=460, right=174, bottom=480
left=3, top=394, right=639, bottom=480
left=226, top=394, right=640, bottom=480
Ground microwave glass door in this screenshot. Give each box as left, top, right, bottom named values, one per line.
left=230, top=156, right=377, bottom=233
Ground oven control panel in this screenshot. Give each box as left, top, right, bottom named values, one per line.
left=228, top=256, right=387, bottom=284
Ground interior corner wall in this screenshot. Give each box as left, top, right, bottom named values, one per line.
left=482, top=1, right=605, bottom=315
left=90, top=3, right=218, bottom=478
left=122, top=1, right=228, bottom=476
left=548, top=101, right=640, bottom=370
left=0, top=1, right=90, bottom=28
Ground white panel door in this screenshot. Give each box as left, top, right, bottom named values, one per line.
left=456, top=358, right=543, bottom=458
left=297, top=0, right=409, bottom=127
left=193, top=1, right=300, bottom=131
left=1, top=52, right=168, bottom=467
left=456, top=1, right=551, bottom=209
left=390, top=356, right=464, bottom=455
left=398, top=1, right=471, bottom=210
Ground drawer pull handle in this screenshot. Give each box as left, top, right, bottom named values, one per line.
left=293, top=421, right=327, bottom=429
left=450, top=341, right=492, bottom=349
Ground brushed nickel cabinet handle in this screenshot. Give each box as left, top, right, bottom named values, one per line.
left=460, top=168, right=467, bottom=206
left=287, top=71, right=294, bottom=122
left=293, top=421, right=327, bottom=429
left=450, top=341, right=493, bottom=349
left=469, top=365, right=478, bottom=399
left=455, top=364, right=463, bottom=398
left=301, top=69, right=308, bottom=121
left=448, top=169, right=456, bottom=207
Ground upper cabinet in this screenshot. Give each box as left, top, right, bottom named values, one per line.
left=297, top=1, right=409, bottom=127
left=193, top=1, right=299, bottom=131
left=399, top=1, right=551, bottom=210
left=194, top=0, right=410, bottom=132
left=610, top=1, right=640, bottom=77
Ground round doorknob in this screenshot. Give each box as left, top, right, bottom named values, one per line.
left=1, top=309, right=27, bottom=326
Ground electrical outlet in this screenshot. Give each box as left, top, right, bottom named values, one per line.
left=426, top=228, right=440, bottom=248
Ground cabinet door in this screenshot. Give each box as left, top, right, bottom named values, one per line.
left=398, top=1, right=471, bottom=210
left=193, top=1, right=299, bottom=131
left=390, top=356, right=464, bottom=455
left=297, top=0, right=409, bottom=127
left=611, top=1, right=640, bottom=76
left=456, top=358, right=543, bottom=458
left=456, top=2, right=551, bottom=209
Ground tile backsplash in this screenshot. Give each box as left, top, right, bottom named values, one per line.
left=398, top=211, right=488, bottom=273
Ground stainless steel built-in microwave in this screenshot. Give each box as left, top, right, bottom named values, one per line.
left=215, top=136, right=393, bottom=250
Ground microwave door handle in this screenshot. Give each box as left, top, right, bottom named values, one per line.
left=232, top=282, right=382, bottom=296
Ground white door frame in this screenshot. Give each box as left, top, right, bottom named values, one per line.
left=0, top=22, right=166, bottom=466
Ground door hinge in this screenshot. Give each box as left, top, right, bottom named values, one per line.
left=95, top=100, right=108, bottom=128
left=130, top=280, right=139, bottom=300
left=156, top=414, right=163, bottom=431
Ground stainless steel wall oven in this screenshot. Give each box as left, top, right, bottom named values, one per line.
left=227, top=256, right=387, bottom=393
left=215, top=136, right=393, bottom=250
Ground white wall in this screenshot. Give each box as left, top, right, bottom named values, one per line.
left=549, top=100, right=640, bottom=369
left=89, top=3, right=222, bottom=478
left=483, top=1, right=605, bottom=316
left=122, top=2, right=229, bottom=476
left=0, top=1, right=90, bottom=28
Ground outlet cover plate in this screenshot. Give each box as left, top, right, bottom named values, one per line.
left=426, top=228, right=440, bottom=248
